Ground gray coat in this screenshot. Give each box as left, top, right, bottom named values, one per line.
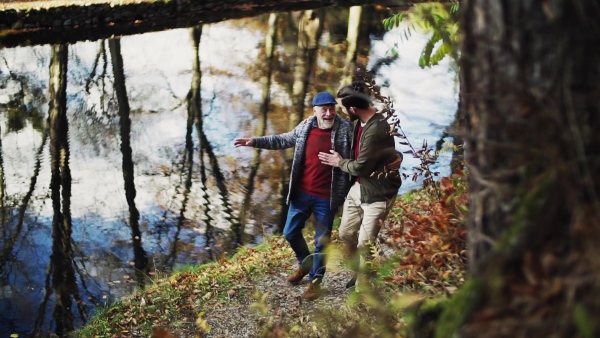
left=252, top=115, right=352, bottom=209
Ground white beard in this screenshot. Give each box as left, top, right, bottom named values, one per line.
left=317, top=117, right=334, bottom=129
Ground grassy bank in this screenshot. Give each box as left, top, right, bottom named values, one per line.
left=74, top=173, right=467, bottom=337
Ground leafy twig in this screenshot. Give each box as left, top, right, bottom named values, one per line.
left=358, top=73, right=441, bottom=196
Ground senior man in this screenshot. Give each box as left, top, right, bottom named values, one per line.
left=234, top=92, right=352, bottom=300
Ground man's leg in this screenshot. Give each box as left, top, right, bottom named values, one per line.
left=338, top=182, right=363, bottom=288
left=356, top=196, right=397, bottom=287
left=339, top=182, right=363, bottom=258
left=302, top=195, right=337, bottom=301
left=307, top=195, right=337, bottom=283
left=283, top=192, right=313, bottom=284
left=357, top=195, right=396, bottom=253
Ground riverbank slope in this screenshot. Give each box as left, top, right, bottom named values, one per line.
left=73, top=176, right=468, bottom=337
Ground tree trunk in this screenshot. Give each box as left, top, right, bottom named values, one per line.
left=447, top=0, right=600, bottom=336
left=0, top=125, right=5, bottom=246
left=339, top=6, right=362, bottom=88
left=0, top=124, right=4, bottom=228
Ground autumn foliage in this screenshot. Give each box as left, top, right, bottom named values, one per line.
left=383, top=169, right=468, bottom=294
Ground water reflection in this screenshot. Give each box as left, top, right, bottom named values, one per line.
left=44, top=44, right=81, bottom=336
left=107, top=37, right=149, bottom=283
left=238, top=13, right=277, bottom=229
left=0, top=4, right=457, bottom=336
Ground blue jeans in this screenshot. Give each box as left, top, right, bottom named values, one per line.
left=283, top=192, right=337, bottom=283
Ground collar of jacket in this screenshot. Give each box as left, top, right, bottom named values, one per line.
left=352, top=112, right=379, bottom=130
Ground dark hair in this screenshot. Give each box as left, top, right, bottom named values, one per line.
left=336, top=81, right=371, bottom=110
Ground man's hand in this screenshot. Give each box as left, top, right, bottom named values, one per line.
left=234, top=138, right=253, bottom=147
left=318, top=150, right=342, bottom=167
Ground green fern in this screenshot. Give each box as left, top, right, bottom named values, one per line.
left=383, top=3, right=460, bottom=69
left=419, top=31, right=441, bottom=67
left=383, top=13, right=406, bottom=31
left=430, top=42, right=452, bottom=66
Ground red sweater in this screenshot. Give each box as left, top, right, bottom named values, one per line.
left=299, top=128, right=332, bottom=199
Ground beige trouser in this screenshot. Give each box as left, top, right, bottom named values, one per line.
left=339, top=181, right=396, bottom=265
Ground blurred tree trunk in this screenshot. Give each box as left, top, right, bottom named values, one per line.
left=108, top=38, right=149, bottom=281
left=0, top=125, right=5, bottom=228
left=278, top=9, right=324, bottom=233
left=438, top=95, right=466, bottom=175
left=339, top=5, right=362, bottom=87
left=0, top=127, right=6, bottom=256
left=240, top=13, right=277, bottom=226
left=436, top=0, right=600, bottom=336
left=291, top=9, right=324, bottom=124
left=449, top=103, right=465, bottom=174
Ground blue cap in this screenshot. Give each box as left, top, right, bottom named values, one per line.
left=312, top=92, right=337, bottom=106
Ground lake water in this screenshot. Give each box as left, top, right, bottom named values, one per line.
left=0, top=5, right=457, bottom=337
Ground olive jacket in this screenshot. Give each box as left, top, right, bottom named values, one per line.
left=339, top=114, right=402, bottom=203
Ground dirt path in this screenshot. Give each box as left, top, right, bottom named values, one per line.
left=202, top=266, right=356, bottom=337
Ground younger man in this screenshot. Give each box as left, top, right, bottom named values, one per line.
left=318, top=83, right=402, bottom=288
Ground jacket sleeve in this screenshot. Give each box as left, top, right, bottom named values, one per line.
left=337, top=121, right=353, bottom=159
left=251, top=122, right=303, bottom=150
left=339, top=123, right=392, bottom=177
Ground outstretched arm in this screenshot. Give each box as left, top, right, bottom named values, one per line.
left=234, top=138, right=254, bottom=147
left=235, top=118, right=307, bottom=150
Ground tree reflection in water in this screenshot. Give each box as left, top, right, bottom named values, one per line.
left=32, top=44, right=86, bottom=337
left=239, top=13, right=278, bottom=229
left=108, top=37, right=149, bottom=285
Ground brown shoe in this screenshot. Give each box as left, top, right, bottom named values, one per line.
left=302, top=281, right=322, bottom=301
left=287, top=267, right=310, bottom=285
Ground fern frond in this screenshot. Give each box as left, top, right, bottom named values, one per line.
left=383, top=13, right=406, bottom=30
left=430, top=42, right=452, bottom=66
left=419, top=32, right=441, bottom=68
left=384, top=3, right=460, bottom=68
